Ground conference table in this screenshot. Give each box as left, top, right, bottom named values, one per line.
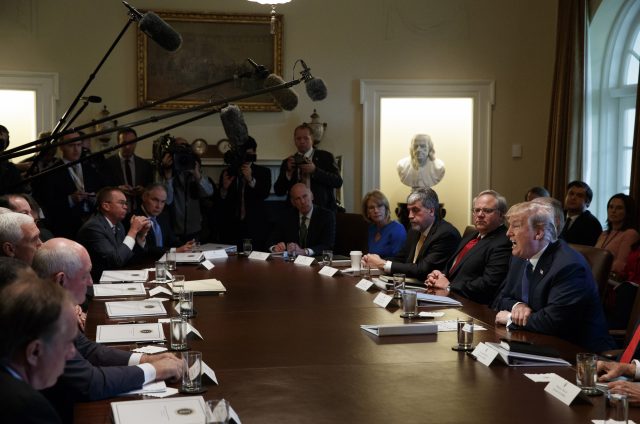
left=75, top=255, right=639, bottom=423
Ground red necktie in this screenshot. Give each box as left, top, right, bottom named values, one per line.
left=449, top=236, right=479, bottom=273
left=620, top=324, right=640, bottom=363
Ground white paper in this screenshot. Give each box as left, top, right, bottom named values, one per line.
left=415, top=292, right=462, bottom=306
left=373, top=292, right=394, bottom=308
left=121, top=381, right=167, bottom=396
left=96, top=323, right=165, bottom=344
left=544, top=375, right=582, bottom=406
left=111, top=396, right=208, bottom=424
left=203, top=249, right=228, bottom=260
left=148, top=286, right=172, bottom=297
left=202, top=361, right=218, bottom=384
left=187, top=323, right=203, bottom=339
left=248, top=251, right=270, bottom=261
left=418, top=311, right=445, bottom=318
left=355, top=279, right=374, bottom=291
left=144, top=387, right=179, bottom=399
left=433, top=320, right=487, bottom=332
left=93, top=283, right=146, bottom=297
left=318, top=266, right=339, bottom=276
left=161, top=252, right=204, bottom=263
left=294, top=255, right=315, bottom=266
left=525, top=373, right=559, bottom=383
left=168, top=278, right=226, bottom=293
left=471, top=343, right=499, bottom=367
left=198, top=243, right=236, bottom=253
left=131, top=345, right=168, bottom=354
left=100, top=269, right=148, bottom=283
left=201, top=259, right=215, bottom=270
left=592, top=420, right=637, bottom=424
left=105, top=300, right=167, bottom=318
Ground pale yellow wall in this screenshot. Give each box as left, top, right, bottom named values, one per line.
left=0, top=0, right=557, bottom=212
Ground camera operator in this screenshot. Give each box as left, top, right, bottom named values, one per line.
left=274, top=123, right=342, bottom=212
left=218, top=136, right=271, bottom=251
left=0, top=125, right=27, bottom=195
left=158, top=137, right=214, bottom=243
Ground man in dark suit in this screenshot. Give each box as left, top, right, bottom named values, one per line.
left=0, top=273, right=77, bottom=424
left=270, top=183, right=335, bottom=256
left=32, top=132, right=106, bottom=239
left=363, top=188, right=461, bottom=280
left=133, top=183, right=194, bottom=260
left=426, top=190, right=512, bottom=305
left=101, top=127, right=154, bottom=210
left=274, top=123, right=342, bottom=212
left=76, top=187, right=150, bottom=281
left=218, top=137, right=272, bottom=251
left=558, top=180, right=602, bottom=246
left=32, top=237, right=184, bottom=423
left=493, top=201, right=614, bottom=353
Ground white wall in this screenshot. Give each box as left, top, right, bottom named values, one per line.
left=0, top=0, right=558, bottom=216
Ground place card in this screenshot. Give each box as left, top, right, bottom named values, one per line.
left=470, top=343, right=499, bottom=367
left=148, top=286, right=172, bottom=297
left=294, top=255, right=315, bottom=266
left=187, top=323, right=203, bottom=339
left=355, top=279, right=374, bottom=291
left=525, top=373, right=558, bottom=383
left=373, top=292, right=394, bottom=308
left=248, top=251, right=270, bottom=261
left=202, top=361, right=218, bottom=385
left=544, top=375, right=583, bottom=406
left=200, top=259, right=214, bottom=270
left=318, top=266, right=339, bottom=277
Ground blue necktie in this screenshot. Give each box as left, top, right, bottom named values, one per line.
left=521, top=261, right=534, bottom=303
left=150, top=216, right=163, bottom=248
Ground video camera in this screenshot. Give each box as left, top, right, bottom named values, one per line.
left=223, top=135, right=257, bottom=177
left=153, top=134, right=198, bottom=173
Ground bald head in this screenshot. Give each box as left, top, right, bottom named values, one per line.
left=290, top=183, right=313, bottom=215
left=32, top=238, right=93, bottom=304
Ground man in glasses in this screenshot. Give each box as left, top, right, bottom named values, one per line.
left=77, top=187, right=150, bottom=281
left=425, top=190, right=512, bottom=305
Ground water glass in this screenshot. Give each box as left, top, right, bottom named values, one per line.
left=155, top=261, right=167, bottom=283
left=206, top=399, right=230, bottom=424
left=576, top=353, right=598, bottom=395
left=606, top=393, right=629, bottom=423
left=401, top=290, right=418, bottom=318
left=322, top=250, right=333, bottom=266
left=166, top=248, right=177, bottom=271
left=179, top=289, right=194, bottom=318
left=181, top=351, right=202, bottom=393
left=242, top=238, right=253, bottom=255
left=170, top=317, right=188, bottom=351
left=392, top=273, right=405, bottom=299
left=172, top=275, right=185, bottom=300
left=452, top=317, right=474, bottom=351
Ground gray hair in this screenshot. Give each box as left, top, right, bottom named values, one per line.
left=473, top=190, right=508, bottom=216
left=407, top=188, right=440, bottom=218
left=32, top=238, right=84, bottom=279
left=506, top=201, right=558, bottom=243
left=0, top=212, right=33, bottom=245
left=530, top=197, right=564, bottom=236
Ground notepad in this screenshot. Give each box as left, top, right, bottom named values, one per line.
left=105, top=300, right=167, bottom=318
left=93, top=283, right=146, bottom=297
left=168, top=278, right=226, bottom=294
left=95, top=322, right=165, bottom=344
left=100, top=270, right=149, bottom=283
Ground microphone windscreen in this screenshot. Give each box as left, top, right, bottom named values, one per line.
left=139, top=12, right=183, bottom=52
left=264, top=74, right=299, bottom=111
left=81, top=96, right=102, bottom=103
left=305, top=78, right=327, bottom=101
left=220, top=104, right=249, bottom=148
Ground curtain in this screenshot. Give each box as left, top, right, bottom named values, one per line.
left=630, top=68, right=640, bottom=224
left=544, top=0, right=586, bottom=199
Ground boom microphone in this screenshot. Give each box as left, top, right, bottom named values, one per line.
left=122, top=1, right=182, bottom=52
left=247, top=58, right=270, bottom=79
left=300, top=60, right=327, bottom=101
left=264, top=74, right=299, bottom=111
left=220, top=104, right=249, bottom=148
left=80, top=96, right=102, bottom=103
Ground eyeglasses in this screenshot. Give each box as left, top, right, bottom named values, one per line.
left=472, top=208, right=497, bottom=215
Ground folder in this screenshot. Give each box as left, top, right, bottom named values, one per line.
left=360, top=323, right=438, bottom=336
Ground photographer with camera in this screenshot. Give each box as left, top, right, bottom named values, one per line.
left=158, top=136, right=214, bottom=243
left=274, top=123, right=342, bottom=212
left=218, top=136, right=271, bottom=251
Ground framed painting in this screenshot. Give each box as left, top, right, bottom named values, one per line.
left=137, top=11, right=283, bottom=111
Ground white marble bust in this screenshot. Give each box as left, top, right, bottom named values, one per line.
left=396, top=134, right=445, bottom=189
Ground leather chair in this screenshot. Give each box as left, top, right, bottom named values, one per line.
left=333, top=212, right=368, bottom=257
left=569, top=243, right=614, bottom=295
left=462, top=225, right=476, bottom=239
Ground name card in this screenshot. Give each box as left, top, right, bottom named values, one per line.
left=202, top=361, right=218, bottom=385
left=200, top=260, right=215, bottom=270
left=356, top=279, right=374, bottom=291
left=149, top=286, right=172, bottom=297
left=186, top=323, right=203, bottom=339
left=318, top=266, right=339, bottom=277
left=470, top=343, right=499, bottom=367
left=248, top=251, right=270, bottom=261
left=294, top=255, right=315, bottom=266
left=373, top=292, right=394, bottom=308
left=544, top=375, right=583, bottom=406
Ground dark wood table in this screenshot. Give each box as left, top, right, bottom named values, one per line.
left=76, top=256, right=636, bottom=423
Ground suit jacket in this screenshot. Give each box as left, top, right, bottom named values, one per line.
left=102, top=154, right=154, bottom=189
left=131, top=206, right=179, bottom=260
left=445, top=225, right=512, bottom=305
left=218, top=164, right=271, bottom=249
left=559, top=210, right=602, bottom=246
left=41, top=332, right=144, bottom=423
left=493, top=240, right=614, bottom=353
left=0, top=367, right=61, bottom=424
left=274, top=149, right=343, bottom=211
left=76, top=213, right=144, bottom=281
left=33, top=160, right=106, bottom=239
left=270, top=205, right=336, bottom=254
left=390, top=219, right=461, bottom=280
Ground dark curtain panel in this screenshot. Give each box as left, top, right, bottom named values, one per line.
left=629, top=69, right=640, bottom=224
left=544, top=0, right=586, bottom=200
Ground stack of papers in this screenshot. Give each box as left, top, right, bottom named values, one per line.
left=360, top=323, right=438, bottom=336
left=100, top=270, right=148, bottom=283
left=95, top=323, right=165, bottom=343
left=482, top=342, right=570, bottom=367
left=105, top=300, right=167, bottom=318
left=168, top=278, right=226, bottom=294
left=416, top=292, right=462, bottom=306
left=93, top=283, right=146, bottom=297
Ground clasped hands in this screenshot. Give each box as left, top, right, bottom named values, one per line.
left=596, top=361, right=640, bottom=406
left=273, top=242, right=305, bottom=256
left=495, top=303, right=532, bottom=327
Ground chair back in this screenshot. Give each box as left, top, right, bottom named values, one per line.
left=333, top=212, right=368, bottom=256
left=462, top=225, right=476, bottom=239
left=569, top=243, right=614, bottom=295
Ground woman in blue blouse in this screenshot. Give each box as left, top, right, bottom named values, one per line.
left=362, top=190, right=407, bottom=258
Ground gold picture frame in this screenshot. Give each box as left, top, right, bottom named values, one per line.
left=136, top=11, right=283, bottom=111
